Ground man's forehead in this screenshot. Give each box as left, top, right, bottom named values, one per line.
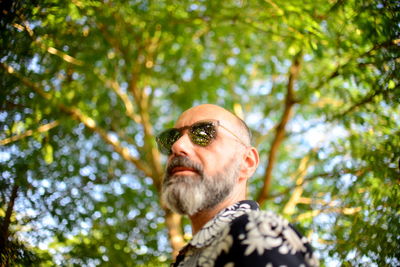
left=175, top=104, right=236, bottom=127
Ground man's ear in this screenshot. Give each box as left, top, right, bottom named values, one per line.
left=239, top=147, right=259, bottom=181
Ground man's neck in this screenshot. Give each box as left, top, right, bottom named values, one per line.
left=189, top=196, right=243, bottom=235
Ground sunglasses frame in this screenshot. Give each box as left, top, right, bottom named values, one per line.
left=156, top=119, right=247, bottom=155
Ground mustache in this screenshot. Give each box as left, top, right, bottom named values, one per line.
left=166, top=156, right=203, bottom=177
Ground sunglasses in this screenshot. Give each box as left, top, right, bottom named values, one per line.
left=156, top=119, right=246, bottom=155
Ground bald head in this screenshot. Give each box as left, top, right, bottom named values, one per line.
left=177, top=104, right=252, bottom=146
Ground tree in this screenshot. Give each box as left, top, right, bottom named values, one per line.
left=1, top=0, right=399, bottom=266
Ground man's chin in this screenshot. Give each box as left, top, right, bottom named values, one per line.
left=167, top=174, right=202, bottom=183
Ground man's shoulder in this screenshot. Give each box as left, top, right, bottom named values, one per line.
left=229, top=209, right=289, bottom=231
left=224, top=209, right=319, bottom=266
left=228, top=209, right=305, bottom=247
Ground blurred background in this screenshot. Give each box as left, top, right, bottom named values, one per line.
left=1, top=0, right=399, bottom=266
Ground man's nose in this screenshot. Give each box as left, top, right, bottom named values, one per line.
left=170, top=133, right=193, bottom=156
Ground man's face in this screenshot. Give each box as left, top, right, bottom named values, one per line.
left=161, top=155, right=241, bottom=215
left=161, top=105, right=245, bottom=215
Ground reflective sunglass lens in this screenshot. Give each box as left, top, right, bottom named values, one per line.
left=157, top=129, right=181, bottom=154
left=156, top=121, right=218, bottom=154
left=190, top=122, right=217, bottom=146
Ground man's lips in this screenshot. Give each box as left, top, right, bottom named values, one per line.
left=170, top=166, right=198, bottom=175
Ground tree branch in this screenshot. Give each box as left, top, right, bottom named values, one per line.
left=164, top=210, right=185, bottom=260
left=257, top=53, right=302, bottom=205
left=12, top=22, right=83, bottom=66
left=268, top=167, right=368, bottom=201
left=295, top=206, right=362, bottom=221
left=335, top=84, right=399, bottom=118
left=0, top=182, right=19, bottom=254
left=96, top=73, right=142, bottom=125
left=0, top=121, right=59, bottom=146
left=97, top=22, right=129, bottom=60
left=124, top=39, right=164, bottom=191
left=1, top=62, right=153, bottom=178
left=283, top=152, right=314, bottom=215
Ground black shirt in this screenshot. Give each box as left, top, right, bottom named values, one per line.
left=173, top=200, right=319, bottom=267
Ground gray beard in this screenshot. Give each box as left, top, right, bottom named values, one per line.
left=161, top=156, right=241, bottom=216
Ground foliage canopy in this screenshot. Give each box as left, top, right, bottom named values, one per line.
left=1, top=0, right=399, bottom=266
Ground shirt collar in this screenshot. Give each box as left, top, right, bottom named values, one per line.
left=189, top=200, right=259, bottom=248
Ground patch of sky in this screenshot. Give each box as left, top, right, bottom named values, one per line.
left=91, top=185, right=105, bottom=201
left=71, top=187, right=79, bottom=196
left=271, top=56, right=288, bottom=73
left=304, top=54, right=313, bottom=62
left=145, top=211, right=156, bottom=220
left=116, top=232, right=128, bottom=240
left=155, top=230, right=170, bottom=251
left=121, top=174, right=141, bottom=190
left=117, top=81, right=127, bottom=93
left=291, top=117, right=349, bottom=150
left=145, top=189, right=153, bottom=197
left=276, top=92, right=284, bottom=100
left=56, top=181, right=67, bottom=191
left=42, top=214, right=57, bottom=227
left=79, top=165, right=95, bottom=176
left=189, top=3, right=199, bottom=11
left=106, top=218, right=116, bottom=226
left=72, top=72, right=79, bottom=80
left=38, top=187, right=46, bottom=196
left=157, top=216, right=165, bottom=224
left=26, top=208, right=37, bottom=218
left=136, top=245, right=149, bottom=255
left=98, top=155, right=108, bottom=166
left=233, top=86, right=249, bottom=102
left=73, top=122, right=85, bottom=135
left=82, top=139, right=95, bottom=151
left=111, top=181, right=123, bottom=195
left=323, top=155, right=345, bottom=173
left=154, top=88, right=163, bottom=98
left=60, top=196, right=72, bottom=206
left=114, top=168, right=122, bottom=178
left=9, top=62, right=21, bottom=71
left=127, top=209, right=139, bottom=220
left=137, top=202, right=145, bottom=210
left=150, top=222, right=158, bottom=229
left=77, top=204, right=87, bottom=215
left=50, top=73, right=64, bottom=91
left=1, top=170, right=11, bottom=179
left=41, top=179, right=51, bottom=188
left=144, top=177, right=153, bottom=185
left=111, top=151, right=121, bottom=160
left=246, top=111, right=268, bottom=130
left=182, top=68, right=193, bottom=81
left=27, top=54, right=42, bottom=73
left=67, top=164, right=74, bottom=172
left=92, top=211, right=101, bottom=220
left=216, top=88, right=227, bottom=98
left=227, top=57, right=236, bottom=66
left=250, top=80, right=272, bottom=95
left=118, top=58, right=126, bottom=68
left=134, top=131, right=144, bottom=147
left=203, top=61, right=216, bottom=70
left=0, top=111, right=7, bottom=122
left=13, top=112, right=22, bottom=121
left=144, top=86, right=152, bottom=96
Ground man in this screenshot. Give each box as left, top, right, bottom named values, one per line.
left=157, top=104, right=319, bottom=267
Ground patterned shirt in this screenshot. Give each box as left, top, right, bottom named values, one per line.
left=173, top=200, right=319, bottom=267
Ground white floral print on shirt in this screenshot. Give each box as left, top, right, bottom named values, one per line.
left=241, top=211, right=308, bottom=256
